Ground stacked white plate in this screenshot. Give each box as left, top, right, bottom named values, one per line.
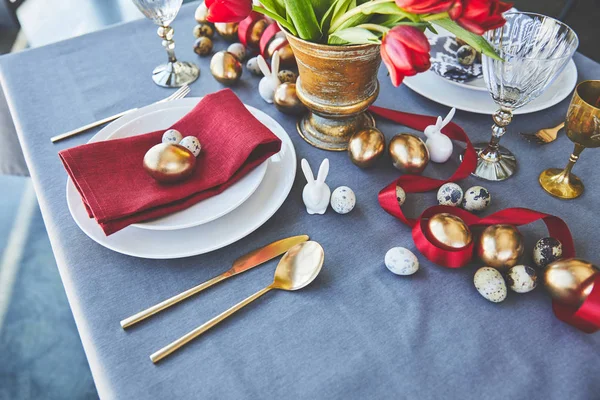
left=66, top=98, right=297, bottom=259
left=403, top=28, right=578, bottom=115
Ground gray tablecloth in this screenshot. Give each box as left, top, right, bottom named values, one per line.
left=1, top=3, right=599, bottom=399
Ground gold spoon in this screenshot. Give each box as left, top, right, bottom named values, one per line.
left=150, top=241, right=324, bottom=363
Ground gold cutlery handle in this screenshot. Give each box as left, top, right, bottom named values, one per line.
left=120, top=274, right=228, bottom=329
left=51, top=108, right=137, bottom=143
left=150, top=286, right=273, bottom=363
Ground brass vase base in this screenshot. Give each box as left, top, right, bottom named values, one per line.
left=539, top=168, right=584, bottom=199
left=296, top=111, right=376, bottom=151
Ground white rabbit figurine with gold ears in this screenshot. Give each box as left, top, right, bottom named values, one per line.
left=301, top=158, right=330, bottom=215
left=424, top=107, right=455, bottom=163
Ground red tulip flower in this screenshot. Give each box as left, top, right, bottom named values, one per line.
left=449, top=0, right=512, bottom=35
left=381, top=26, right=431, bottom=87
left=395, top=0, right=454, bottom=14
left=205, top=0, right=252, bottom=23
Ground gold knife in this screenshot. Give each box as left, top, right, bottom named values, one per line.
left=120, top=235, right=309, bottom=329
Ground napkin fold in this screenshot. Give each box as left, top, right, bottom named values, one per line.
left=60, top=89, right=282, bottom=235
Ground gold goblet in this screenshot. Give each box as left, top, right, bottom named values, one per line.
left=539, top=80, right=600, bottom=199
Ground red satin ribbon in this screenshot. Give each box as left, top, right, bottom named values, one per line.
left=370, top=105, right=599, bottom=333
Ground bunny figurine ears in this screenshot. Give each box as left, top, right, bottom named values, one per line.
left=424, top=107, right=455, bottom=164
left=301, top=158, right=330, bottom=215
left=257, top=51, right=281, bottom=104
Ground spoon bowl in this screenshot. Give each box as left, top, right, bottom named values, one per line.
left=272, top=241, right=324, bottom=291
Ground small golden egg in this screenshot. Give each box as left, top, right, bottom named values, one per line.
left=248, top=19, right=269, bottom=48
left=348, top=128, right=386, bottom=168
left=544, top=258, right=599, bottom=307
left=273, top=83, right=305, bottom=115
left=210, top=51, right=242, bottom=85
left=193, top=23, right=214, bottom=38
left=214, top=22, right=239, bottom=42
left=194, top=37, right=213, bottom=56
left=194, top=3, right=209, bottom=23
left=388, top=133, right=429, bottom=174
left=266, top=32, right=295, bottom=67
left=427, top=213, right=472, bottom=249
left=477, top=224, right=524, bottom=271
left=143, top=143, right=196, bottom=183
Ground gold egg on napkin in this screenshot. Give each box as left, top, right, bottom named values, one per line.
left=273, top=83, right=305, bottom=115
left=427, top=213, right=472, bottom=249
left=348, top=128, right=386, bottom=168
left=143, top=143, right=196, bottom=183
left=214, top=22, right=239, bottom=41
left=544, top=258, right=599, bottom=307
left=210, top=51, right=242, bottom=85
left=388, top=133, right=429, bottom=174
left=477, top=224, right=524, bottom=271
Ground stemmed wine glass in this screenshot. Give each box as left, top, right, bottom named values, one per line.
left=473, top=12, right=579, bottom=181
left=132, top=0, right=199, bottom=87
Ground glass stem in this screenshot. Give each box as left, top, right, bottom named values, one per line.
left=158, top=25, right=177, bottom=64
left=560, top=143, right=585, bottom=178
left=481, top=107, right=513, bottom=159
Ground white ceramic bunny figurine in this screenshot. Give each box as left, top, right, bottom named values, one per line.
left=424, top=107, right=455, bottom=163
left=301, top=158, right=330, bottom=215
left=257, top=51, right=281, bottom=104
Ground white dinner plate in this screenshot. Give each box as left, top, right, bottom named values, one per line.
left=102, top=106, right=268, bottom=231
left=66, top=98, right=297, bottom=259
left=403, top=59, right=577, bottom=115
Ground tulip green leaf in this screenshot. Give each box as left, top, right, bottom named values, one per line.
left=311, top=0, right=335, bottom=20
left=285, top=0, right=322, bottom=41
left=321, top=0, right=354, bottom=33
left=260, top=0, right=286, bottom=17
left=433, top=18, right=502, bottom=61
left=328, top=27, right=381, bottom=45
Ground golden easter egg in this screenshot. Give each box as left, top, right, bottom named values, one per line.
left=544, top=258, right=599, bottom=307
left=348, top=128, right=386, bottom=168
left=477, top=224, right=524, bottom=271
left=388, top=133, right=429, bottom=174
left=143, top=143, right=196, bottom=183
left=428, top=213, right=473, bottom=249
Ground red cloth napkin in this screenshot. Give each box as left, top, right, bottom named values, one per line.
left=60, top=89, right=282, bottom=235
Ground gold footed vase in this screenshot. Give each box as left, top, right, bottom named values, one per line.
left=285, top=34, right=381, bottom=151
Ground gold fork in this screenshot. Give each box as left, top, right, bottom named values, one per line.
left=520, top=122, right=565, bottom=145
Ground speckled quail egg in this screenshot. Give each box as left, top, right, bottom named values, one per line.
left=437, top=182, right=463, bottom=207
left=474, top=267, right=507, bottom=302
left=462, top=186, right=491, bottom=212
left=396, top=185, right=406, bottom=207
left=193, top=37, right=213, bottom=56
left=457, top=45, right=477, bottom=66
left=385, top=247, right=419, bottom=276
left=533, top=237, right=563, bottom=269
left=506, top=265, right=537, bottom=293
left=227, top=43, right=246, bottom=61
left=179, top=136, right=201, bottom=157
left=162, top=129, right=183, bottom=144
left=246, top=56, right=262, bottom=76
left=277, top=70, right=297, bottom=84
left=330, top=186, right=356, bottom=214
left=193, top=23, right=214, bottom=38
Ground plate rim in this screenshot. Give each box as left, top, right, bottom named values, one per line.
left=403, top=59, right=577, bottom=115
left=65, top=97, right=297, bottom=259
